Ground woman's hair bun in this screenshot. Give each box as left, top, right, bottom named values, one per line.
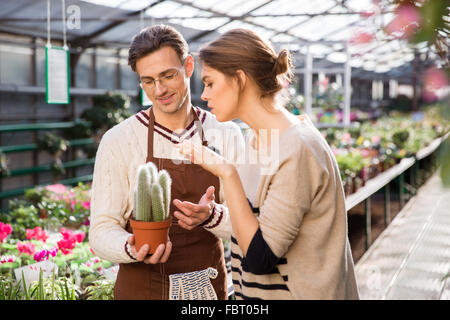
left=273, top=49, right=291, bottom=76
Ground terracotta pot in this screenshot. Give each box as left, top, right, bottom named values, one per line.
left=130, top=217, right=172, bottom=254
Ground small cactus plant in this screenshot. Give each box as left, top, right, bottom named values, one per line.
left=133, top=162, right=171, bottom=222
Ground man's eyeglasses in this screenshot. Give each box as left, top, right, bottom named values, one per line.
left=140, top=68, right=182, bottom=90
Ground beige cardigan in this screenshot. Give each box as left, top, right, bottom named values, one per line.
left=209, top=115, right=360, bottom=299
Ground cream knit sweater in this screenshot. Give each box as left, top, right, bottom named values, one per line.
left=89, top=107, right=244, bottom=263
left=208, top=115, right=360, bottom=299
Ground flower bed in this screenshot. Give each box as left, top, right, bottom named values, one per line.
left=321, top=104, right=449, bottom=195
left=0, top=184, right=115, bottom=300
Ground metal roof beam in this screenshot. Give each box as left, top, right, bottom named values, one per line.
left=183, top=0, right=275, bottom=43
left=70, top=0, right=167, bottom=49
left=173, top=0, right=333, bottom=45
left=269, top=3, right=339, bottom=42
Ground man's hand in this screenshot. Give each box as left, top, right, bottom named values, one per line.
left=127, top=235, right=172, bottom=264
left=173, top=186, right=216, bottom=230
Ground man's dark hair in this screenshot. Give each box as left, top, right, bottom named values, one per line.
left=128, top=24, right=189, bottom=72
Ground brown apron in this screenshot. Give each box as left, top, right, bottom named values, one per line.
left=114, top=107, right=227, bottom=300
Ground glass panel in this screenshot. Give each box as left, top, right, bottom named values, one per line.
left=226, top=0, right=272, bottom=16
left=0, top=44, right=32, bottom=85
left=36, top=46, right=46, bottom=87
left=169, top=17, right=229, bottom=31
left=147, top=1, right=183, bottom=18
left=96, top=49, right=117, bottom=90
left=75, top=52, right=92, bottom=89
left=120, top=58, right=139, bottom=91
left=217, top=20, right=275, bottom=40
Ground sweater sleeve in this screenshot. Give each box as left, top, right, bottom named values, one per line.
left=200, top=121, right=245, bottom=240
left=201, top=201, right=232, bottom=240
left=89, top=131, right=136, bottom=264
left=256, top=144, right=312, bottom=259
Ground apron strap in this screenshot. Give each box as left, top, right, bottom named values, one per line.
left=147, top=106, right=208, bottom=162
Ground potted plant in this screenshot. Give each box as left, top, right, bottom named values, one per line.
left=130, top=162, right=172, bottom=254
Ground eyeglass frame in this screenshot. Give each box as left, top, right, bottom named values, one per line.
left=139, top=63, right=186, bottom=90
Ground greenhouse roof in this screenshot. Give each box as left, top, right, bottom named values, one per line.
left=0, top=0, right=445, bottom=80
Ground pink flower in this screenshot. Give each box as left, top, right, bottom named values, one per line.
left=350, top=30, right=374, bottom=45
left=0, top=255, right=16, bottom=264
left=82, top=201, right=90, bottom=210
left=385, top=4, right=422, bottom=40
left=0, top=222, right=13, bottom=243
left=25, top=227, right=49, bottom=243
left=34, top=249, right=48, bottom=262
left=361, top=149, right=371, bottom=158
left=57, top=238, right=75, bottom=255
left=48, top=246, right=58, bottom=257
left=75, top=232, right=85, bottom=243
left=342, top=132, right=352, bottom=143
left=422, top=68, right=449, bottom=102
left=318, top=77, right=329, bottom=89
left=45, top=184, right=67, bottom=194
left=371, top=136, right=381, bottom=144
left=17, top=242, right=36, bottom=256
left=33, top=246, right=58, bottom=262
left=57, top=228, right=85, bottom=255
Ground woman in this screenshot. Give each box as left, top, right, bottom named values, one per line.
left=176, top=29, right=359, bottom=300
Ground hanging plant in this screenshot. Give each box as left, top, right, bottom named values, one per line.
left=80, top=91, right=132, bottom=146
left=0, top=150, right=10, bottom=177
left=37, top=133, right=69, bottom=183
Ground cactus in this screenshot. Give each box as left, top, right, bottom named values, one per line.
left=133, top=162, right=172, bottom=222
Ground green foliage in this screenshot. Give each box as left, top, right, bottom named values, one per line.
left=37, top=132, right=68, bottom=155
left=387, top=94, right=412, bottom=112
left=81, top=91, right=132, bottom=135
left=410, top=0, right=449, bottom=56
left=0, top=274, right=23, bottom=300
left=335, top=150, right=368, bottom=179
left=0, top=203, right=42, bottom=240
left=62, top=121, right=92, bottom=140
left=85, top=278, right=115, bottom=300
left=392, top=130, right=410, bottom=149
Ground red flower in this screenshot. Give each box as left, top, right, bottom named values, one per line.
left=17, top=242, right=36, bottom=256
left=76, top=232, right=85, bottom=243
left=57, top=228, right=85, bottom=255
left=25, top=226, right=49, bottom=243
left=0, top=222, right=13, bottom=243
left=57, top=238, right=75, bottom=255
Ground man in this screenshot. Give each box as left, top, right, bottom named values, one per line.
left=89, top=25, right=244, bottom=300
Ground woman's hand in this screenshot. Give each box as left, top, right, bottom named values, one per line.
left=176, top=141, right=236, bottom=179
